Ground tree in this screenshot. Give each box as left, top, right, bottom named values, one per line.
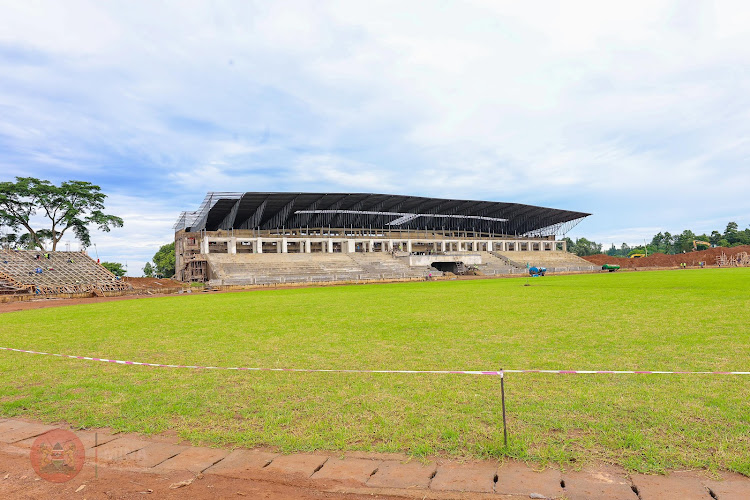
left=0, top=177, right=123, bottom=251
left=709, top=231, right=722, bottom=246
left=143, top=262, right=154, bottom=278
left=722, top=221, right=741, bottom=245
left=651, top=232, right=664, bottom=247
left=101, top=261, right=126, bottom=277
left=152, top=242, right=175, bottom=278
left=674, top=229, right=696, bottom=253
left=568, top=237, right=602, bottom=256
left=563, top=237, right=575, bottom=252
left=662, top=232, right=673, bottom=254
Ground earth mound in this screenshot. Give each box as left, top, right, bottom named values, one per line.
left=583, top=245, right=750, bottom=269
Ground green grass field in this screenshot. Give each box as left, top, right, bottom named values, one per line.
left=1, top=268, right=749, bottom=475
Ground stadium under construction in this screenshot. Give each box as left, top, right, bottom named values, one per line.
left=173, top=192, right=597, bottom=285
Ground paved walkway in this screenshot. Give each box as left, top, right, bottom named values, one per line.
left=1, top=418, right=748, bottom=499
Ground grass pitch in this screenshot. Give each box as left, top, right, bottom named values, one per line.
left=1, top=268, right=749, bottom=475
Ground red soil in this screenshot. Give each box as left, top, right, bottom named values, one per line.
left=121, top=277, right=183, bottom=289
left=583, top=245, right=750, bottom=269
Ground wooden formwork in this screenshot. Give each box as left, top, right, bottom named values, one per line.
left=0, top=270, right=34, bottom=295
left=715, top=251, right=750, bottom=267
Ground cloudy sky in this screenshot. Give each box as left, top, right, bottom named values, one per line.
left=1, top=1, right=749, bottom=273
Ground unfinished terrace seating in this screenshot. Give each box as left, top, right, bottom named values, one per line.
left=475, top=252, right=523, bottom=275
left=204, top=252, right=437, bottom=285
left=492, top=251, right=598, bottom=272
left=347, top=252, right=442, bottom=279
left=0, top=250, right=132, bottom=295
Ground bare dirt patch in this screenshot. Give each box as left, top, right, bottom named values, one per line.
left=0, top=447, right=405, bottom=500
left=583, top=245, right=750, bottom=269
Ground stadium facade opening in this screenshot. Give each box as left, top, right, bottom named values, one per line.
left=174, top=192, right=594, bottom=284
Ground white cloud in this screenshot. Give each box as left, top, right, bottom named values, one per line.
left=1, top=0, right=749, bottom=253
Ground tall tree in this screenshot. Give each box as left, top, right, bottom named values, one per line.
left=101, top=262, right=126, bottom=277
left=152, top=242, right=176, bottom=278
left=143, top=262, right=154, bottom=278
left=724, top=222, right=739, bottom=244
left=0, top=177, right=123, bottom=251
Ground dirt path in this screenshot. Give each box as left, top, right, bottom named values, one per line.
left=0, top=446, right=402, bottom=500
left=0, top=293, right=179, bottom=314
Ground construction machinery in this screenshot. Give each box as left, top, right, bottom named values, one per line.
left=693, top=240, right=710, bottom=251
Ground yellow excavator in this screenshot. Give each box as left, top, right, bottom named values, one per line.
left=693, top=240, right=710, bottom=251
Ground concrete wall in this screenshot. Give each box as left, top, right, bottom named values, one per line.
left=406, top=254, right=482, bottom=267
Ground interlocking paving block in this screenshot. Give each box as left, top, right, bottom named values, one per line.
left=0, top=422, right=57, bottom=444
left=94, top=437, right=150, bottom=462
left=703, top=473, right=750, bottom=500
left=204, top=449, right=279, bottom=478
left=0, top=421, right=25, bottom=433
left=76, top=431, right=119, bottom=450
left=366, top=460, right=437, bottom=489
left=264, top=454, right=329, bottom=477
left=563, top=467, right=638, bottom=500
left=311, top=457, right=380, bottom=484
left=430, top=462, right=496, bottom=493
left=153, top=446, right=229, bottom=473
left=495, top=462, right=563, bottom=498
left=15, top=430, right=119, bottom=450
left=117, top=442, right=188, bottom=469
left=633, top=472, right=712, bottom=500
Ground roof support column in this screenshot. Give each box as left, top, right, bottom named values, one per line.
left=255, top=238, right=263, bottom=254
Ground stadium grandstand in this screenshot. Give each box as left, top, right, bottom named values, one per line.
left=174, top=192, right=597, bottom=285
left=0, top=250, right=131, bottom=295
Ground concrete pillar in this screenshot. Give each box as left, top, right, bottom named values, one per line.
left=281, top=237, right=288, bottom=253
left=440, top=241, right=446, bottom=252
left=255, top=238, right=263, bottom=253
left=304, top=239, right=311, bottom=253
left=228, top=237, right=237, bottom=254
left=327, top=239, right=333, bottom=253
left=346, top=239, right=355, bottom=253
left=200, top=237, right=209, bottom=254
left=406, top=240, right=412, bottom=253
left=487, top=241, right=493, bottom=252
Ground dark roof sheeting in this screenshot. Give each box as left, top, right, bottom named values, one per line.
left=174, top=192, right=590, bottom=237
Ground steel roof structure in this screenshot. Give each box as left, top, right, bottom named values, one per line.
left=174, top=192, right=590, bottom=237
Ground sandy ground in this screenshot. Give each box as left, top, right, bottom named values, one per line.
left=0, top=447, right=406, bottom=500
left=0, top=293, right=179, bottom=313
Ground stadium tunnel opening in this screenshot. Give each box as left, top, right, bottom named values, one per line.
left=431, top=261, right=462, bottom=274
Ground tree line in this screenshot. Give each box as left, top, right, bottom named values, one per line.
left=564, top=222, right=750, bottom=257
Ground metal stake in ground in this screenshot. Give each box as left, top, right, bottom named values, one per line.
left=501, top=367, right=508, bottom=447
